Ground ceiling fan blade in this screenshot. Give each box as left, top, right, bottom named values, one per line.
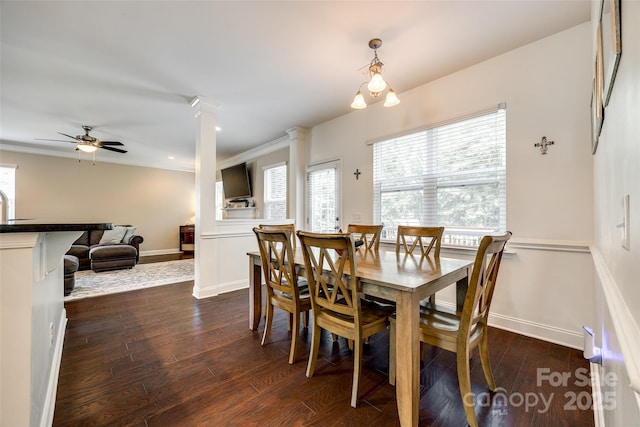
left=97, top=141, right=124, bottom=146
left=58, top=132, right=79, bottom=140
left=35, top=138, right=78, bottom=143
left=100, top=146, right=127, bottom=154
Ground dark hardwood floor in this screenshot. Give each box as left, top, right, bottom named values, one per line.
left=54, top=254, right=594, bottom=426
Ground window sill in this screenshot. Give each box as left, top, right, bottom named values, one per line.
left=379, top=241, right=517, bottom=256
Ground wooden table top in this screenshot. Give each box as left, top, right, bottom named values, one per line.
left=248, top=248, right=472, bottom=293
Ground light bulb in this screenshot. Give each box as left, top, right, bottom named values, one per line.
left=350, top=91, right=367, bottom=109
left=384, top=89, right=400, bottom=107
left=367, top=72, right=387, bottom=93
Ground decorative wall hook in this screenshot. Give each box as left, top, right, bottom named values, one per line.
left=353, top=169, right=361, bottom=180
left=534, top=136, right=555, bottom=154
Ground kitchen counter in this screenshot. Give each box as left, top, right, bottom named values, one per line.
left=0, top=221, right=112, bottom=426
left=0, top=220, right=112, bottom=233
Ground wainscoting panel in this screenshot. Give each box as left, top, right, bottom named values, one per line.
left=591, top=247, right=640, bottom=424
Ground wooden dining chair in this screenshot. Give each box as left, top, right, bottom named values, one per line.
left=388, top=231, right=512, bottom=427
left=395, top=225, right=444, bottom=258
left=346, top=224, right=383, bottom=251
left=296, top=230, right=392, bottom=408
left=253, top=227, right=311, bottom=365
left=258, top=223, right=296, bottom=250
left=258, top=223, right=306, bottom=332
left=396, top=225, right=444, bottom=304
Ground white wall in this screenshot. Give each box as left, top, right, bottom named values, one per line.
left=309, top=23, right=595, bottom=348
left=591, top=0, right=640, bottom=423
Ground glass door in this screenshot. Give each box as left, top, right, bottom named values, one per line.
left=306, top=160, right=341, bottom=232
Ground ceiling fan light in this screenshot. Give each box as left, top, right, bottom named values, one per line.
left=367, top=72, right=387, bottom=93
left=384, top=89, right=400, bottom=107
left=351, top=91, right=367, bottom=109
left=77, top=144, right=98, bottom=153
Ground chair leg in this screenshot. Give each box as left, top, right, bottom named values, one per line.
left=351, top=336, right=363, bottom=408
left=261, top=302, right=274, bottom=346
left=287, top=312, right=293, bottom=331
left=303, top=311, right=309, bottom=328
left=389, top=318, right=396, bottom=386
left=288, top=310, right=300, bottom=365
left=478, top=330, right=496, bottom=390
left=331, top=333, right=338, bottom=341
left=306, top=324, right=322, bottom=378
left=456, top=348, right=478, bottom=427
left=348, top=339, right=354, bottom=351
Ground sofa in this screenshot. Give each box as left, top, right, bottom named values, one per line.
left=64, top=255, right=79, bottom=295
left=66, top=225, right=143, bottom=272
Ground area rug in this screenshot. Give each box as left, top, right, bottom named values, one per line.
left=65, top=259, right=194, bottom=302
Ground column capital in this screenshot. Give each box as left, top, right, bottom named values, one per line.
left=285, top=127, right=308, bottom=142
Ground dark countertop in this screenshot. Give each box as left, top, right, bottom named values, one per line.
left=0, top=220, right=113, bottom=233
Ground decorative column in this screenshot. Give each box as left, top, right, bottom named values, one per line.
left=191, top=96, right=217, bottom=298
left=285, top=127, right=308, bottom=230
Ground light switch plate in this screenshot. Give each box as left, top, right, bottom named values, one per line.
left=622, top=194, right=630, bottom=250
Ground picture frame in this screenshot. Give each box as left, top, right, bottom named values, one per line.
left=591, top=23, right=604, bottom=154
left=591, top=80, right=602, bottom=154
left=600, top=0, right=622, bottom=107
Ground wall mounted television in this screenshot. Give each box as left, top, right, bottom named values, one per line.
left=221, top=162, right=252, bottom=201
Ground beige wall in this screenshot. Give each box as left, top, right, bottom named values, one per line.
left=0, top=151, right=195, bottom=254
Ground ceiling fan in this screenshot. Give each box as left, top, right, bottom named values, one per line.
left=38, top=126, right=127, bottom=153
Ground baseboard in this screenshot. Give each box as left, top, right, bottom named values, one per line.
left=192, top=279, right=248, bottom=299
left=437, top=301, right=583, bottom=349
left=40, top=309, right=67, bottom=427
left=139, top=248, right=181, bottom=257
left=488, top=311, right=583, bottom=349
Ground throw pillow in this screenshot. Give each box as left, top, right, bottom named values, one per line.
left=121, top=226, right=137, bottom=244
left=99, top=226, right=128, bottom=244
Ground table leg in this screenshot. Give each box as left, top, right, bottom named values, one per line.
left=455, top=266, right=470, bottom=312
left=395, top=291, right=420, bottom=427
left=249, top=256, right=262, bottom=330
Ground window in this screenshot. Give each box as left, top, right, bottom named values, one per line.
left=373, top=105, right=506, bottom=246
left=306, top=160, right=341, bottom=232
left=263, top=163, right=287, bottom=220
left=0, top=164, right=17, bottom=221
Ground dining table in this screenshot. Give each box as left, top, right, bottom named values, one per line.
left=247, top=247, right=473, bottom=427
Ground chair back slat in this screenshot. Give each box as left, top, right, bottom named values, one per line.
left=297, top=231, right=360, bottom=320
left=258, top=223, right=296, bottom=250
left=346, top=224, right=383, bottom=251
left=460, top=232, right=511, bottom=339
left=253, top=228, right=300, bottom=301
left=395, top=226, right=444, bottom=258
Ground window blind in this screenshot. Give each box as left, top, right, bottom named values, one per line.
left=306, top=161, right=340, bottom=232
left=264, top=163, right=287, bottom=220
left=373, top=106, right=506, bottom=246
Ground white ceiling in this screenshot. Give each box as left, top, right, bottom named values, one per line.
left=0, top=1, right=590, bottom=171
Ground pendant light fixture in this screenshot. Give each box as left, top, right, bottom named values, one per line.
left=351, top=38, right=400, bottom=109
